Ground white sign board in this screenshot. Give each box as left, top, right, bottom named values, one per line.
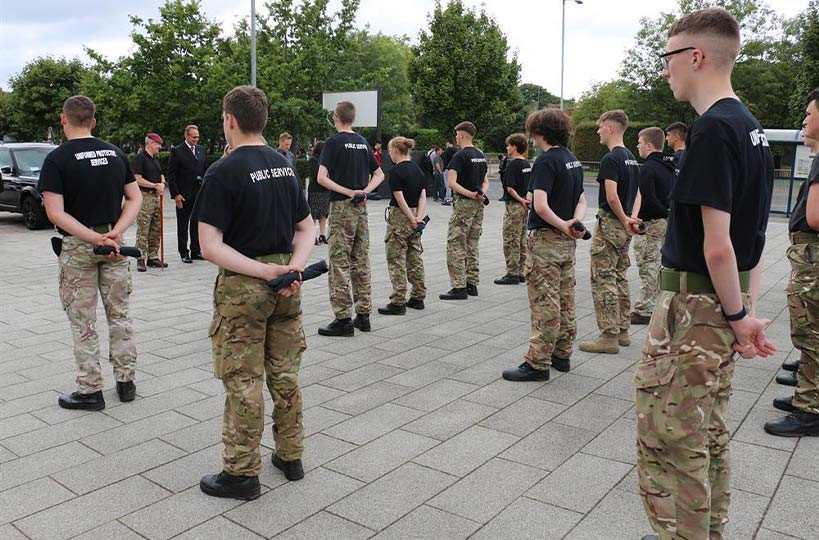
left=795, top=144, right=817, bottom=179
left=321, top=90, right=379, bottom=127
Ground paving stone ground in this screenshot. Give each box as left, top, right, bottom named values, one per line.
left=0, top=180, right=810, bottom=540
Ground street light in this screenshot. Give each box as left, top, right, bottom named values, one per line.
left=251, top=0, right=257, bottom=87
left=560, top=0, right=583, bottom=110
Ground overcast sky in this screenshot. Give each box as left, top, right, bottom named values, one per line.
left=0, top=0, right=810, bottom=98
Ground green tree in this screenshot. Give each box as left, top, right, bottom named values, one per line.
left=8, top=57, right=88, bottom=141
left=790, top=1, right=819, bottom=123
left=0, top=89, right=11, bottom=138
left=85, top=0, right=224, bottom=148
left=409, top=0, right=523, bottom=140
left=519, top=83, right=562, bottom=109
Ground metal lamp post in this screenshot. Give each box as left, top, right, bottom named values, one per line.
left=560, top=0, right=583, bottom=110
left=251, top=0, right=257, bottom=87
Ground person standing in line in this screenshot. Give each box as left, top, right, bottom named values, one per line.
left=316, top=101, right=385, bottom=336
left=378, top=136, right=427, bottom=315
left=431, top=147, right=445, bottom=202
left=39, top=95, right=142, bottom=410
left=307, top=141, right=330, bottom=246
left=494, top=133, right=532, bottom=285
left=502, top=109, right=586, bottom=382
left=765, top=89, right=819, bottom=435
left=440, top=138, right=458, bottom=205
left=277, top=132, right=296, bottom=166
left=372, top=141, right=383, bottom=168
left=578, top=110, right=641, bottom=354
left=440, top=121, right=488, bottom=300
left=635, top=9, right=775, bottom=540
left=664, top=121, right=688, bottom=170
left=629, top=127, right=675, bottom=324
left=168, top=124, right=208, bottom=263
left=197, top=85, right=314, bottom=500
left=134, top=132, right=168, bottom=272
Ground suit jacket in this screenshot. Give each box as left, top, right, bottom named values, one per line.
left=168, top=142, right=207, bottom=200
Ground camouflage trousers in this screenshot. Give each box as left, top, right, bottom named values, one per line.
left=209, top=257, right=306, bottom=477
left=502, top=202, right=528, bottom=275
left=787, top=240, right=819, bottom=415
left=328, top=201, right=371, bottom=319
left=58, top=236, right=136, bottom=393
left=636, top=289, right=746, bottom=540
left=385, top=207, right=426, bottom=306
left=632, top=218, right=667, bottom=317
left=523, top=229, right=576, bottom=370
left=590, top=209, right=632, bottom=336
left=447, top=197, right=484, bottom=288
left=135, top=191, right=161, bottom=260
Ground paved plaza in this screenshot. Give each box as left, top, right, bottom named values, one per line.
left=0, top=182, right=814, bottom=540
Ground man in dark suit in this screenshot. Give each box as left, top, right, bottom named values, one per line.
left=168, top=124, right=208, bottom=262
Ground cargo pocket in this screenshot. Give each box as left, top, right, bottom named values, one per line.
left=635, top=353, right=676, bottom=389
left=208, top=314, right=228, bottom=378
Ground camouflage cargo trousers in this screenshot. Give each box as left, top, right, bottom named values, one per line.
left=590, top=209, right=632, bottom=336
left=636, top=288, right=746, bottom=540
left=328, top=201, right=371, bottom=319
left=135, top=191, right=161, bottom=260
left=632, top=218, right=667, bottom=317
left=787, top=239, right=819, bottom=415
left=523, top=229, right=576, bottom=369
left=502, top=202, right=528, bottom=275
left=58, top=236, right=136, bottom=393
left=385, top=207, right=426, bottom=306
left=447, top=197, right=484, bottom=288
left=209, top=256, right=306, bottom=477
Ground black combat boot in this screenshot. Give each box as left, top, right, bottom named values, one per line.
left=406, top=298, right=425, bottom=310
left=116, top=381, right=136, bottom=402
left=782, top=357, right=800, bottom=372
left=493, top=274, right=519, bottom=285
left=353, top=314, right=371, bottom=332
left=773, top=396, right=796, bottom=413
left=439, top=288, right=467, bottom=300
left=377, top=303, right=406, bottom=315
left=551, top=355, right=571, bottom=373
left=199, top=471, right=261, bottom=500
left=502, top=363, right=550, bottom=382
left=318, top=318, right=354, bottom=337
left=272, top=454, right=305, bottom=481
left=764, top=411, right=819, bottom=437
left=57, top=391, right=105, bottom=411
left=776, top=370, right=797, bottom=387
left=466, top=283, right=478, bottom=296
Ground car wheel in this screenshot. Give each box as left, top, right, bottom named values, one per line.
left=22, top=196, right=49, bottom=230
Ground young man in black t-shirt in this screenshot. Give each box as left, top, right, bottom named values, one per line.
left=635, top=10, right=775, bottom=540
left=196, top=86, right=314, bottom=500
left=440, top=138, right=458, bottom=205
left=378, top=137, right=427, bottom=315
left=579, top=109, right=641, bottom=354
left=664, top=121, right=688, bottom=171
left=133, top=132, right=167, bottom=272
left=766, top=89, right=819, bottom=436
left=630, top=127, right=675, bottom=324
left=494, top=133, right=532, bottom=285
left=502, top=108, right=586, bottom=382
left=440, top=121, right=489, bottom=300
left=39, top=95, right=143, bottom=411
left=316, top=101, right=385, bottom=336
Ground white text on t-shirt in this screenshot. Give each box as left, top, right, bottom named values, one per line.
left=249, top=167, right=295, bottom=183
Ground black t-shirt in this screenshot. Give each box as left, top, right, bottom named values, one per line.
left=637, top=152, right=675, bottom=221
left=789, top=157, right=819, bottom=233
left=502, top=158, right=532, bottom=201
left=442, top=146, right=458, bottom=169
left=193, top=145, right=310, bottom=258
left=661, top=98, right=774, bottom=273
left=319, top=132, right=379, bottom=201
left=528, top=147, right=584, bottom=230
left=38, top=137, right=135, bottom=229
left=307, top=156, right=327, bottom=193
left=597, top=146, right=640, bottom=214
left=133, top=151, right=163, bottom=185
left=449, top=147, right=488, bottom=192
left=673, top=149, right=686, bottom=172
left=388, top=160, right=426, bottom=208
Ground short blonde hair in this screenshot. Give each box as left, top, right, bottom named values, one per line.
left=598, top=110, right=629, bottom=130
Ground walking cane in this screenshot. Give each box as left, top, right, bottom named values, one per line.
left=159, top=193, right=165, bottom=270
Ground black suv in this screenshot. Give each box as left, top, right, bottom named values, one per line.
left=0, top=143, right=55, bottom=229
